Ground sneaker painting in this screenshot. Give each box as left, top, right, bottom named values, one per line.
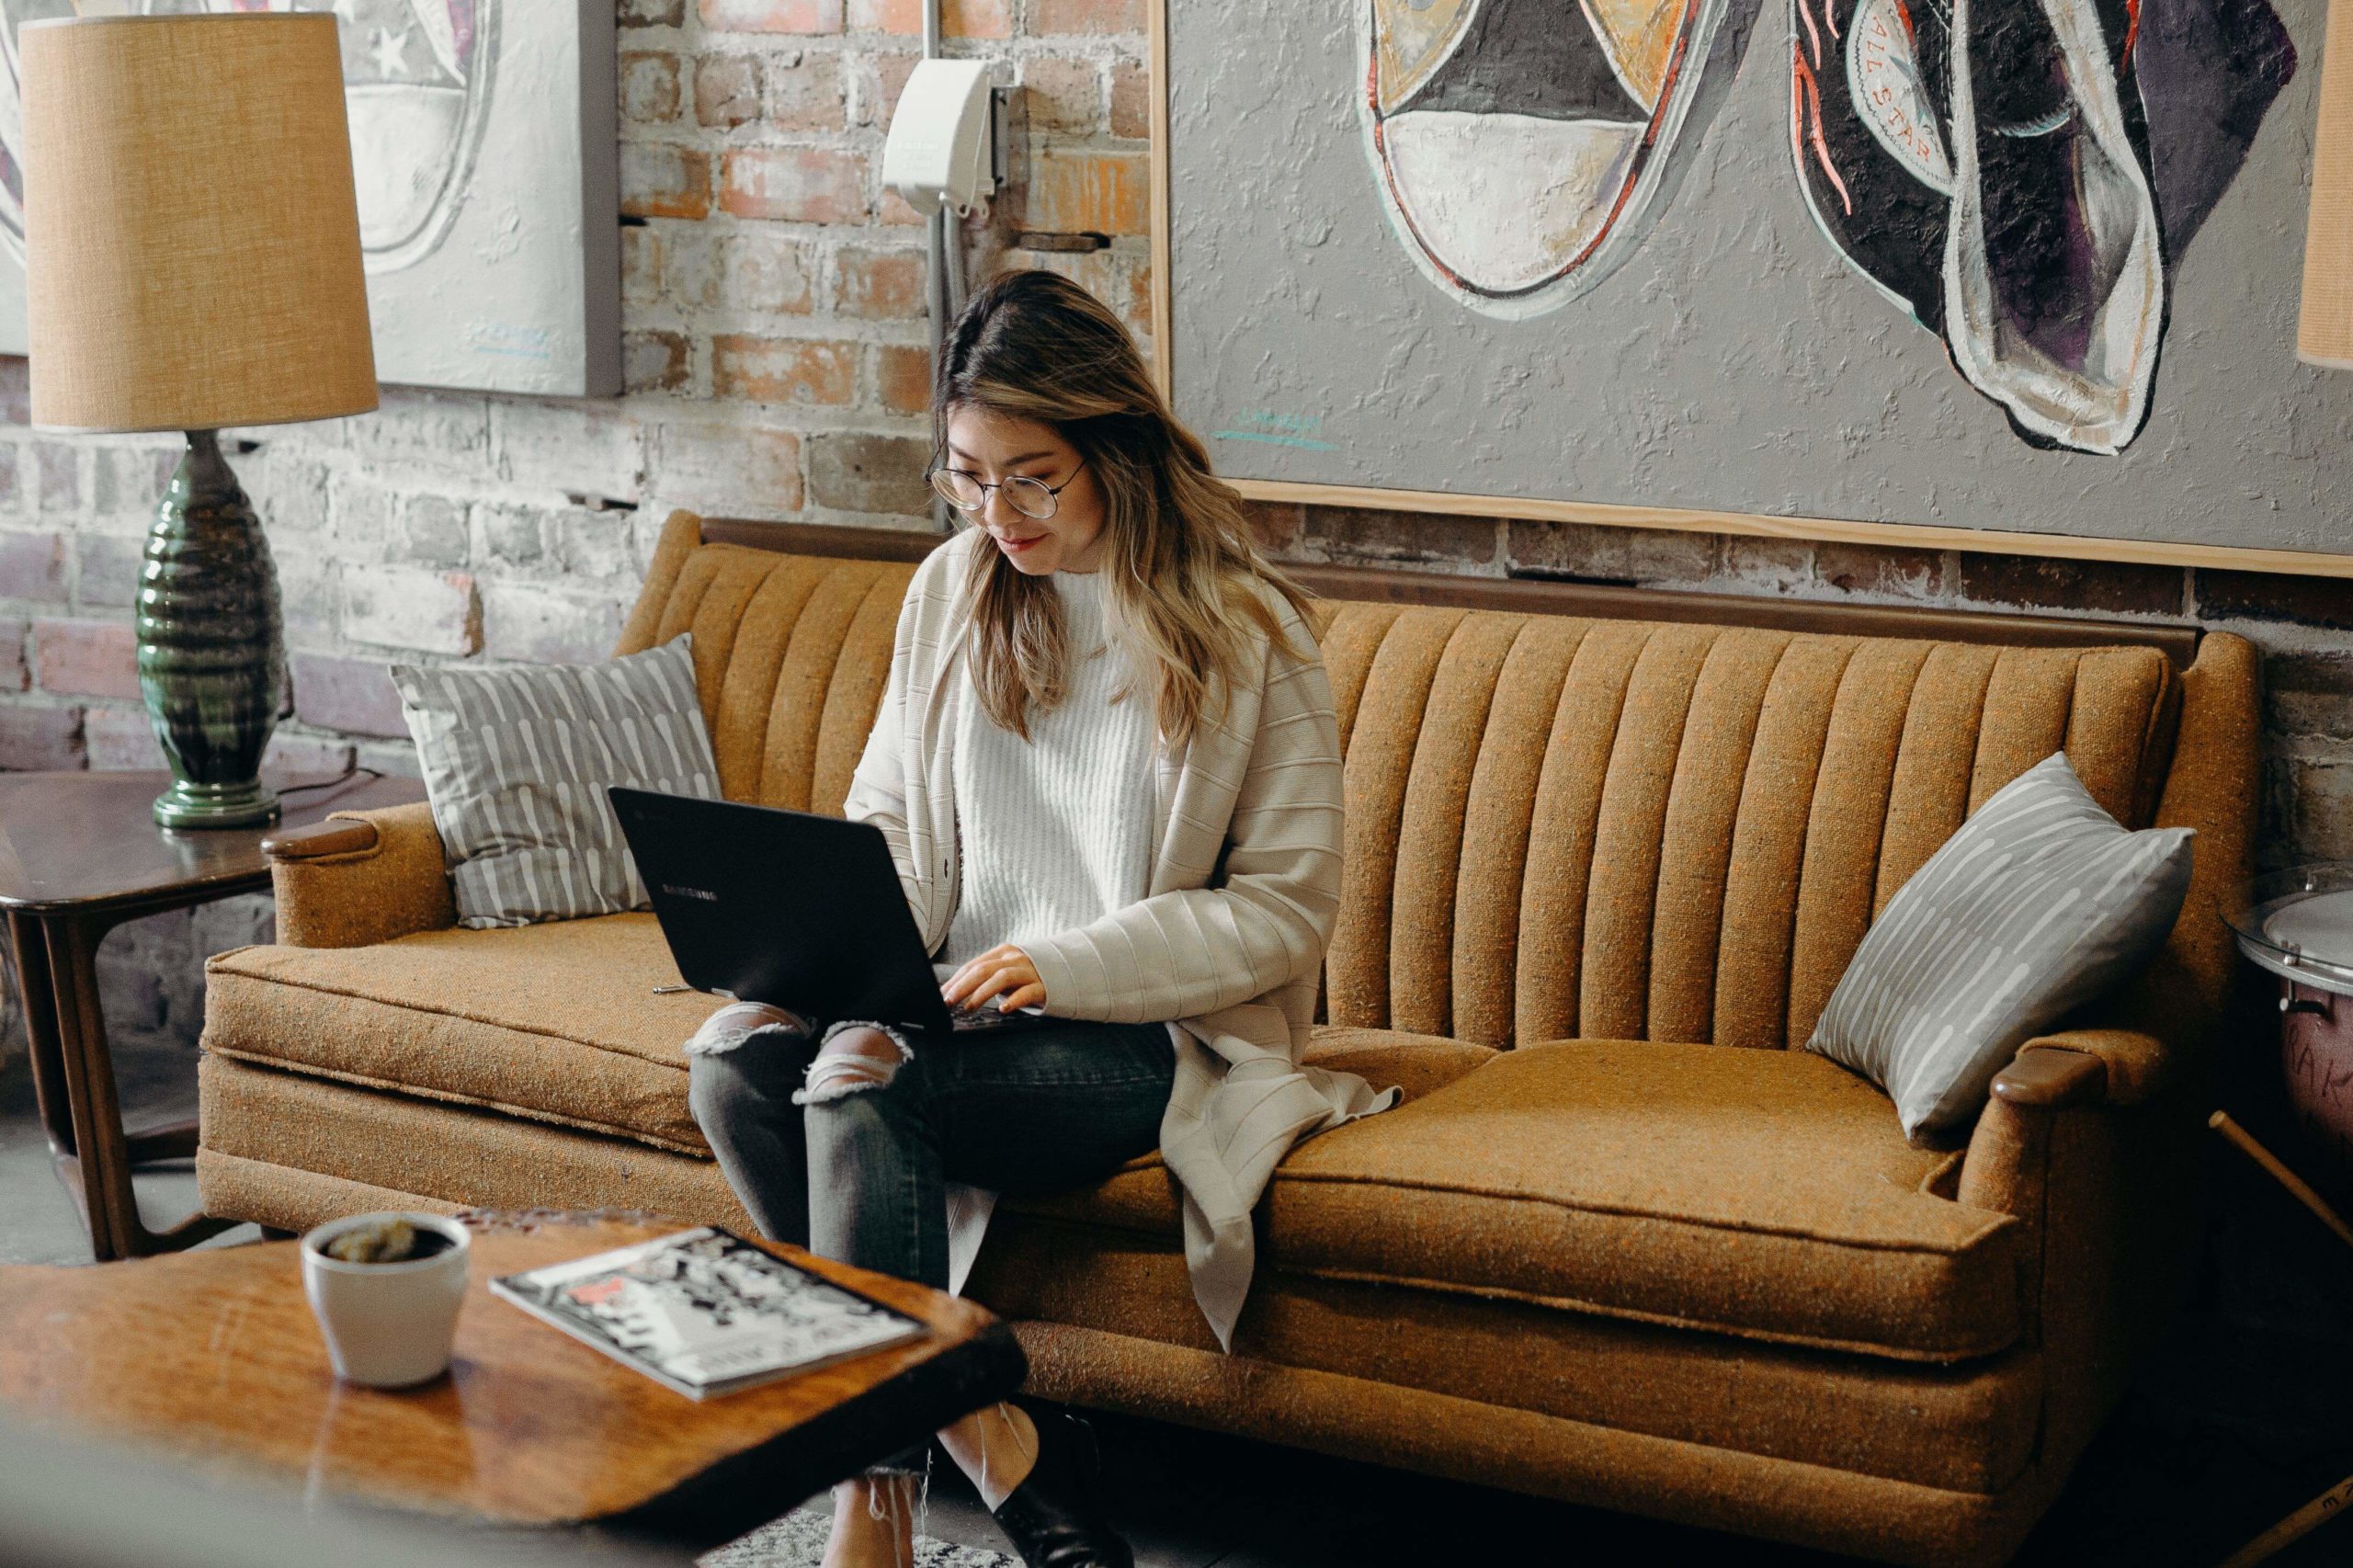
left=1360, top=0, right=1754, bottom=319
left=0, top=0, right=74, bottom=283
left=0, top=0, right=621, bottom=395
left=1791, top=0, right=2293, bottom=453
left=324, top=0, right=498, bottom=273
left=0, top=0, right=494, bottom=280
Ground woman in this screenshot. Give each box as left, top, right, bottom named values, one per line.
left=686, top=270, right=1395, bottom=1568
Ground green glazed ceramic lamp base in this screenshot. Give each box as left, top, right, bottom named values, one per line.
left=139, top=431, right=287, bottom=832
left=152, top=777, right=280, bottom=830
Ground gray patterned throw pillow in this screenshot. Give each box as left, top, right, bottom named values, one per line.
left=1805, top=752, right=2193, bottom=1142
left=392, top=635, right=722, bottom=928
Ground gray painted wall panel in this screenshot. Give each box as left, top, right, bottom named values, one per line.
left=1166, top=0, right=2352, bottom=559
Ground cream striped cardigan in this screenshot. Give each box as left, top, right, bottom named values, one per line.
left=842, top=525, right=1398, bottom=1348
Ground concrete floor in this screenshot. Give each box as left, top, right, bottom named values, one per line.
left=3, top=1041, right=2347, bottom=1568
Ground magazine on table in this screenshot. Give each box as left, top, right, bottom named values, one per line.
left=489, top=1226, right=927, bottom=1400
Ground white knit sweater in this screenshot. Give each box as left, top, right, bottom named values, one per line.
left=846, top=525, right=1397, bottom=1349
left=941, top=570, right=1158, bottom=969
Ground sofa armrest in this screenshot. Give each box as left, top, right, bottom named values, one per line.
left=1990, top=1047, right=2106, bottom=1108
left=262, top=818, right=384, bottom=860
left=1961, top=1028, right=2173, bottom=1225
left=266, top=801, right=457, bottom=949
left=1991, top=1028, right=2170, bottom=1110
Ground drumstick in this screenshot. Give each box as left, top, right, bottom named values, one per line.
left=2207, top=1113, right=2353, bottom=1566
left=2208, top=1112, right=2353, bottom=1253
left=2217, top=1472, right=2353, bottom=1568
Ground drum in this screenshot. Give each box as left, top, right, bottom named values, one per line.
left=2226, top=866, right=2353, bottom=1193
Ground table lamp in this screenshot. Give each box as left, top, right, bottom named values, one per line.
left=24, top=11, right=377, bottom=829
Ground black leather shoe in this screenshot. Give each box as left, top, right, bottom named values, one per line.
left=988, top=1405, right=1134, bottom=1568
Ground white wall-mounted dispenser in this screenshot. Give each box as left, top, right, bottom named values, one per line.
left=881, top=58, right=1004, bottom=219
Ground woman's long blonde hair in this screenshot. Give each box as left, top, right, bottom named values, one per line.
left=934, top=269, right=1313, bottom=746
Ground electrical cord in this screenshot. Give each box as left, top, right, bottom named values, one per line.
left=276, top=765, right=385, bottom=800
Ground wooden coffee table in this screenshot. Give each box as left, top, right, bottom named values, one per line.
left=0, top=1214, right=1026, bottom=1559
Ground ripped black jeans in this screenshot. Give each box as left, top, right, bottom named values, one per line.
left=687, top=1017, right=1175, bottom=1475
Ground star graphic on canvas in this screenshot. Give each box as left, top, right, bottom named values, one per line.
left=369, top=25, right=409, bottom=76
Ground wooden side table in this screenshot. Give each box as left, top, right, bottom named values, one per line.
left=0, top=768, right=424, bottom=1261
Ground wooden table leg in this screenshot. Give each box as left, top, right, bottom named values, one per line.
left=125, top=1121, right=202, bottom=1163
left=8, top=913, right=108, bottom=1258
left=40, top=913, right=233, bottom=1261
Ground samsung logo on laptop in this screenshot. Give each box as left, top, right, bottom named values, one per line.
left=662, top=884, right=720, bottom=903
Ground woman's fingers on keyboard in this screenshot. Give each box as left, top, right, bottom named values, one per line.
left=943, top=943, right=1033, bottom=1006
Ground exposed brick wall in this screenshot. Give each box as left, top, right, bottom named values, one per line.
left=0, top=0, right=2347, bottom=1068
left=0, top=0, right=1159, bottom=1066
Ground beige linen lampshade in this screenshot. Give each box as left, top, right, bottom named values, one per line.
left=23, top=12, right=378, bottom=432
left=2302, top=0, right=2353, bottom=367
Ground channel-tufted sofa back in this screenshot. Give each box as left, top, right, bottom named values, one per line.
left=617, top=537, right=920, bottom=816
left=1315, top=609, right=2181, bottom=1051
left=619, top=515, right=2253, bottom=1057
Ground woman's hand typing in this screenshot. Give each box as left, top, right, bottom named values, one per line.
left=942, top=943, right=1046, bottom=1014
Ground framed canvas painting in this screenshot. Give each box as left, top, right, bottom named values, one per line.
left=0, top=0, right=620, bottom=398
left=1148, top=0, right=2353, bottom=576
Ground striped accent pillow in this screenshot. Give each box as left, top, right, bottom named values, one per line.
left=392, top=635, right=722, bottom=929
left=1805, top=752, right=2193, bottom=1142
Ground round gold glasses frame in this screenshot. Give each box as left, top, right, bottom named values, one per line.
left=926, top=460, right=1086, bottom=520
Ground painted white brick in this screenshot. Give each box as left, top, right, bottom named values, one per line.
left=653, top=420, right=803, bottom=518
left=392, top=494, right=471, bottom=568
left=238, top=449, right=333, bottom=536
left=90, top=443, right=180, bottom=519
left=83, top=703, right=165, bottom=770
left=358, top=737, right=425, bottom=778
left=344, top=565, right=482, bottom=655
left=482, top=582, right=626, bottom=665
left=74, top=532, right=148, bottom=610
left=493, top=398, right=644, bottom=502
left=265, top=729, right=359, bottom=778
left=272, top=544, right=341, bottom=644
left=554, top=506, right=641, bottom=581
left=327, top=470, right=396, bottom=556
left=346, top=387, right=494, bottom=473
left=477, top=502, right=549, bottom=567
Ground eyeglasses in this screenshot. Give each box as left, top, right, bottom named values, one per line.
left=926, top=460, right=1086, bottom=520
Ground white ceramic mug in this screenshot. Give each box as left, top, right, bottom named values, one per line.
left=300, top=1212, right=472, bottom=1389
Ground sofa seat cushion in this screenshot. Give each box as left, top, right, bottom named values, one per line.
left=203, top=915, right=719, bottom=1153
left=198, top=1053, right=749, bottom=1228
left=999, top=1027, right=1495, bottom=1237
left=967, top=1215, right=2043, bottom=1494
left=1263, top=1040, right=2023, bottom=1362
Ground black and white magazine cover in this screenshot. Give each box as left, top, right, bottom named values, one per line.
left=490, top=1227, right=927, bottom=1399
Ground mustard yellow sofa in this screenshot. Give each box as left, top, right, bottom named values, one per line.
left=196, top=513, right=2258, bottom=1566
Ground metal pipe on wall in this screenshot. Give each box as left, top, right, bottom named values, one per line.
left=924, top=0, right=952, bottom=529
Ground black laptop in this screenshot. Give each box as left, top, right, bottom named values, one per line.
left=608, top=787, right=1047, bottom=1037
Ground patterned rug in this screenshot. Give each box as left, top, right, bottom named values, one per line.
left=701, top=1504, right=1018, bottom=1568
